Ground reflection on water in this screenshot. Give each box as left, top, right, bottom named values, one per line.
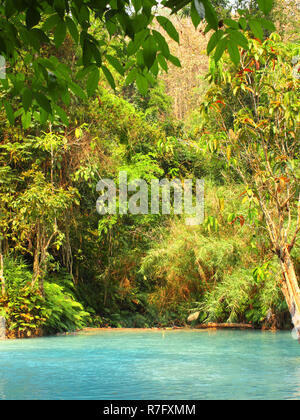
left=0, top=330, right=299, bottom=400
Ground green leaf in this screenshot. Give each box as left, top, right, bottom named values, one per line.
left=135, top=73, right=148, bottom=95
left=157, top=53, right=168, bottom=72
left=249, top=20, right=264, bottom=40
left=214, top=36, right=228, bottom=62
left=89, top=42, right=102, bottom=66
left=26, top=7, right=40, bottom=29
left=101, top=65, right=116, bottom=90
left=152, top=30, right=170, bottom=58
left=238, top=17, right=247, bottom=30
left=132, top=0, right=142, bottom=12
left=142, top=35, right=157, bottom=69
left=42, top=14, right=60, bottom=32
left=5, top=0, right=15, bottom=19
left=227, top=29, right=248, bottom=50
left=257, top=0, right=273, bottom=15
left=156, top=16, right=179, bottom=43
left=168, top=54, right=181, bottom=67
left=207, top=30, right=223, bottom=55
left=21, top=110, right=32, bottom=129
left=127, top=30, right=149, bottom=56
left=75, top=65, right=95, bottom=81
left=227, top=40, right=240, bottom=66
left=191, top=1, right=201, bottom=28
left=106, top=55, right=124, bottom=75
left=224, top=19, right=239, bottom=29
left=54, top=20, right=66, bottom=48
left=194, top=0, right=205, bottom=19
left=66, top=16, right=79, bottom=44
left=21, top=88, right=33, bottom=112
left=125, top=67, right=138, bottom=85
left=202, top=0, right=219, bottom=31
left=53, top=104, right=69, bottom=125
left=82, top=39, right=93, bottom=66
left=86, top=68, right=99, bottom=96
left=150, top=59, right=159, bottom=76
left=61, top=89, right=71, bottom=106
left=34, top=92, right=52, bottom=114
left=3, top=101, right=15, bottom=125
left=257, top=18, right=275, bottom=31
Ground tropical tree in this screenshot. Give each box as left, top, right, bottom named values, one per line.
left=0, top=131, right=77, bottom=293
left=0, top=0, right=275, bottom=126
left=201, top=34, right=300, bottom=338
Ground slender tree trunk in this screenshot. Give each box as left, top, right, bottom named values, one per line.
left=32, top=221, right=41, bottom=287
left=32, top=248, right=40, bottom=286
left=0, top=252, right=5, bottom=296
left=280, top=249, right=300, bottom=342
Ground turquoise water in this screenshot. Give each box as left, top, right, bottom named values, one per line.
left=0, top=329, right=299, bottom=400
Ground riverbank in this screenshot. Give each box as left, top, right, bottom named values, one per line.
left=1, top=322, right=290, bottom=340
left=60, top=323, right=275, bottom=337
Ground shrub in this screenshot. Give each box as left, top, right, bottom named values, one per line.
left=0, top=257, right=91, bottom=337
left=43, top=271, right=91, bottom=334
left=0, top=257, right=48, bottom=338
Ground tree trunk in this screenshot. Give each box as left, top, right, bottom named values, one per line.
left=0, top=252, right=5, bottom=296
left=280, top=250, right=300, bottom=342
left=0, top=316, right=6, bottom=340
left=32, top=220, right=41, bottom=287
left=32, top=247, right=40, bottom=286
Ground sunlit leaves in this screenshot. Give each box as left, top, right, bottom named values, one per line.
left=227, top=41, right=240, bottom=66
left=227, top=29, right=248, bottom=50
left=207, top=30, right=224, bottom=55
left=125, top=67, right=138, bottom=85
left=106, top=55, right=124, bottom=75
left=257, top=0, right=273, bottom=15
left=142, top=35, right=157, bottom=69
left=168, top=54, right=181, bottom=67
left=214, top=37, right=228, bottom=62
left=191, top=0, right=203, bottom=28
left=0, top=0, right=276, bottom=122
left=101, top=65, right=116, bottom=90
left=249, top=19, right=264, bottom=41
left=156, top=16, right=179, bottom=43
left=201, top=0, right=219, bottom=30
left=152, top=30, right=170, bottom=58
left=157, top=54, right=168, bottom=72
left=135, top=73, right=149, bottom=95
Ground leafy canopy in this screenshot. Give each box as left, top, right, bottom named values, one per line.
left=0, top=0, right=274, bottom=125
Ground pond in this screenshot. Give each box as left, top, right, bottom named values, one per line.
left=0, top=329, right=299, bottom=400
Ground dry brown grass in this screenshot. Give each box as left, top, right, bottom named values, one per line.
left=156, top=17, right=209, bottom=120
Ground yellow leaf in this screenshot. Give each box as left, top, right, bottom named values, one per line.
left=75, top=128, right=81, bottom=139
left=226, top=146, right=231, bottom=161
left=245, top=86, right=254, bottom=93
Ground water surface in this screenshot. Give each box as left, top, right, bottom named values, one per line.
left=0, top=329, right=299, bottom=400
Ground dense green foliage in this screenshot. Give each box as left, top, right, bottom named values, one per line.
left=0, top=2, right=299, bottom=338
left=0, top=0, right=275, bottom=127
left=0, top=257, right=89, bottom=337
